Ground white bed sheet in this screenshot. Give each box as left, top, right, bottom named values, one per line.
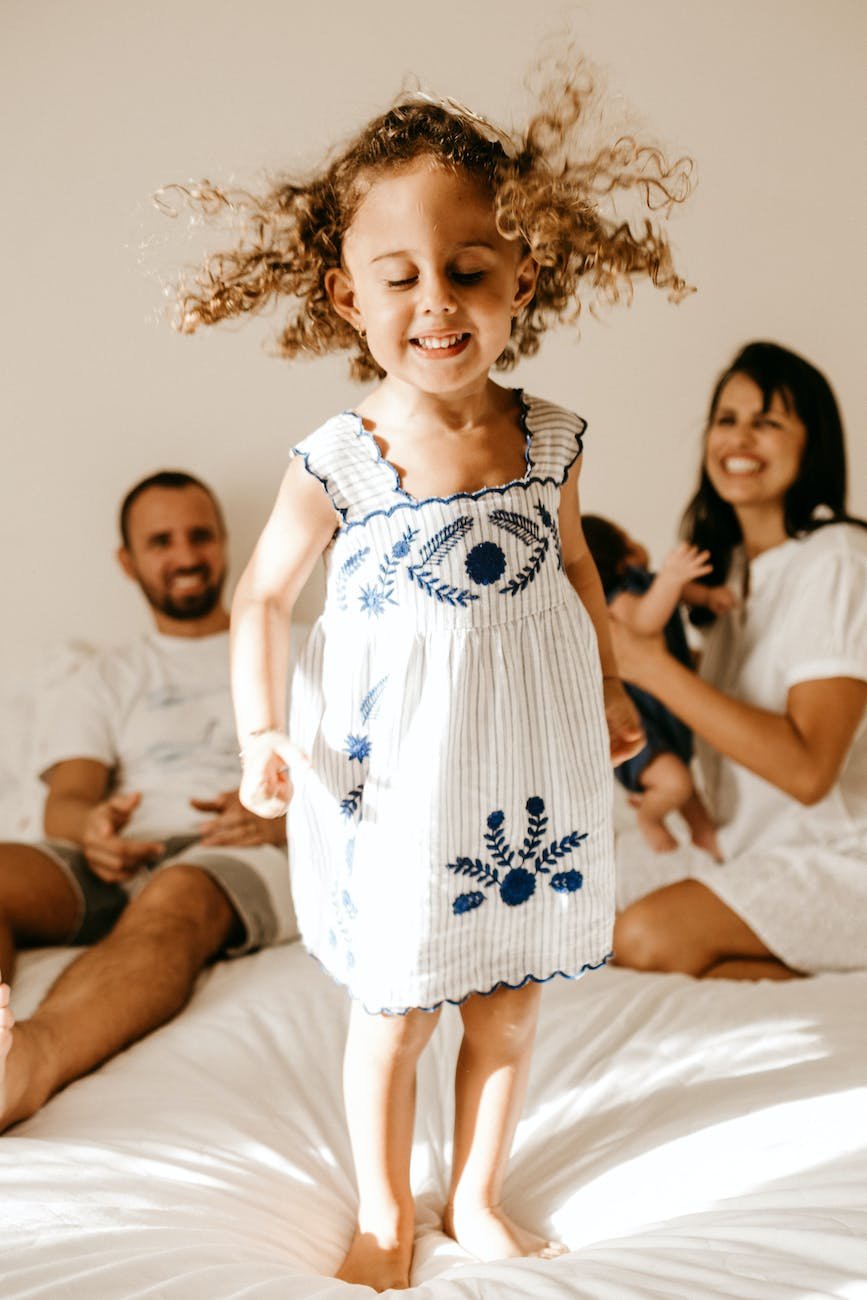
left=3, top=943, right=866, bottom=1299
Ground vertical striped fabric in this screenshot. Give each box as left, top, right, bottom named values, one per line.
left=288, top=392, right=614, bottom=1013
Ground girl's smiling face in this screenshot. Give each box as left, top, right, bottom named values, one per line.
left=705, top=372, right=807, bottom=513
left=325, top=160, right=538, bottom=399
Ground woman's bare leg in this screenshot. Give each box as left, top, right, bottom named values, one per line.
left=444, top=981, right=564, bottom=1261
left=337, top=1000, right=441, bottom=1292
left=704, top=957, right=799, bottom=980
left=613, top=879, right=788, bottom=978
left=633, top=753, right=695, bottom=853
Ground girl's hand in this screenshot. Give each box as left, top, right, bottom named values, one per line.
left=660, top=542, right=713, bottom=587
left=603, top=677, right=645, bottom=765
left=239, top=730, right=309, bottom=819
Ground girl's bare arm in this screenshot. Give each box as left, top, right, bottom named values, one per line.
left=230, top=457, right=338, bottom=744
left=560, top=459, right=644, bottom=763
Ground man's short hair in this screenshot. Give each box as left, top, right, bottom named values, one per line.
left=119, top=471, right=226, bottom=547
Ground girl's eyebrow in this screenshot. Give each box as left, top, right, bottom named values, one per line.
left=370, top=241, right=495, bottom=264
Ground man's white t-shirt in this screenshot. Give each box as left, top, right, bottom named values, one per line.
left=35, top=632, right=241, bottom=840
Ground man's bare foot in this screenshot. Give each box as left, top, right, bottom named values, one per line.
left=635, top=811, right=679, bottom=854
left=0, top=983, right=53, bottom=1133
left=336, top=1222, right=414, bottom=1292
left=443, top=1200, right=568, bottom=1263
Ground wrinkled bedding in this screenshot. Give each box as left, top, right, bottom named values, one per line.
left=3, top=942, right=866, bottom=1298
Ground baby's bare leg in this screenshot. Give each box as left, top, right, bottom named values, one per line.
left=337, top=1000, right=441, bottom=1292
left=634, top=752, right=695, bottom=852
left=444, top=981, right=565, bottom=1261
left=680, top=791, right=722, bottom=861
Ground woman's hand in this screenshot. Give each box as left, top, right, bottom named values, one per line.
left=603, top=677, right=645, bottom=765
left=238, top=730, right=309, bottom=819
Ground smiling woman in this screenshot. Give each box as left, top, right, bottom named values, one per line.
left=612, top=341, right=867, bottom=981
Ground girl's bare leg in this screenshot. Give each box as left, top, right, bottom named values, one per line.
left=337, top=1000, right=441, bottom=1292
left=633, top=753, right=694, bottom=853
left=444, top=981, right=565, bottom=1261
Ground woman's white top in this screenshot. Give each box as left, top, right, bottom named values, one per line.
left=618, top=522, right=867, bottom=972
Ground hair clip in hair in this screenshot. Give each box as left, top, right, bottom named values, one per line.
left=398, top=89, right=519, bottom=161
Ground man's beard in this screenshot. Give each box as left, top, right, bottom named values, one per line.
left=140, top=567, right=225, bottom=622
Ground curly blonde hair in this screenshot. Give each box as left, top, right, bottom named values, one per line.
left=165, top=69, right=694, bottom=381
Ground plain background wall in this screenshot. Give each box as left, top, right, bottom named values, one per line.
left=1, top=0, right=864, bottom=683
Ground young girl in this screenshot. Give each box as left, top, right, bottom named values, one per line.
left=583, top=515, right=734, bottom=857
left=172, top=79, right=691, bottom=1290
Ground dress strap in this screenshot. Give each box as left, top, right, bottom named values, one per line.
left=291, top=412, right=404, bottom=523
left=522, top=394, right=587, bottom=484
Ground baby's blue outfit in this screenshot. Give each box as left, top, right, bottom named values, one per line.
left=288, top=392, right=615, bottom=1013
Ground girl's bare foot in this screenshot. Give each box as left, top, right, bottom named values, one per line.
left=0, top=981, right=54, bottom=1133
left=336, top=1216, right=414, bottom=1292
left=443, top=1200, right=568, bottom=1262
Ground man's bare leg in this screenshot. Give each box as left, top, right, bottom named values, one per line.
left=444, top=981, right=565, bottom=1262
left=0, top=843, right=82, bottom=983
left=0, top=864, right=237, bottom=1131
left=337, top=1000, right=441, bottom=1292
left=633, top=753, right=695, bottom=854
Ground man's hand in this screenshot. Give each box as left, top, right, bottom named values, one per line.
left=191, top=790, right=286, bottom=847
left=82, top=792, right=164, bottom=883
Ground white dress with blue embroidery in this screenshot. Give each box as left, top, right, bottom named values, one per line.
left=288, top=392, right=614, bottom=1013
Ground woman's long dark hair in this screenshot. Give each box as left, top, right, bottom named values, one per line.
left=682, top=340, right=863, bottom=624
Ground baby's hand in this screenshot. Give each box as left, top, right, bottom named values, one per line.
left=603, top=678, right=645, bottom=766
left=660, top=542, right=713, bottom=588
left=239, top=730, right=309, bottom=819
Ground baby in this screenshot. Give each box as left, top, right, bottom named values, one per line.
left=583, top=515, right=735, bottom=858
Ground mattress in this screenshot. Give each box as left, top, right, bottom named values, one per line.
left=3, top=942, right=866, bottom=1298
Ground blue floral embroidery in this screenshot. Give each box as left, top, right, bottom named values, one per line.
left=344, top=734, right=371, bottom=762
left=337, top=547, right=371, bottom=609
left=490, top=510, right=550, bottom=595
left=407, top=516, right=479, bottom=606
left=340, top=785, right=364, bottom=819
left=358, top=528, right=418, bottom=617
left=360, top=677, right=388, bottom=723
left=448, top=796, right=587, bottom=914
left=465, top=541, right=507, bottom=586
left=534, top=503, right=563, bottom=569
left=359, top=584, right=390, bottom=618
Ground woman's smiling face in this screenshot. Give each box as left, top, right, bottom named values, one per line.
left=325, top=159, right=538, bottom=399
left=705, top=372, right=807, bottom=513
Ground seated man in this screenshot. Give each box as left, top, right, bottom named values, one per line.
left=0, top=470, right=296, bottom=1131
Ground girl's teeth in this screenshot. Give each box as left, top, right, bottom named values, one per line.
left=416, top=334, right=463, bottom=349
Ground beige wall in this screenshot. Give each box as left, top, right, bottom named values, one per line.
left=1, top=0, right=864, bottom=681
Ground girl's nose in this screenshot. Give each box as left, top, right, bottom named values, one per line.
left=421, top=270, right=457, bottom=315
